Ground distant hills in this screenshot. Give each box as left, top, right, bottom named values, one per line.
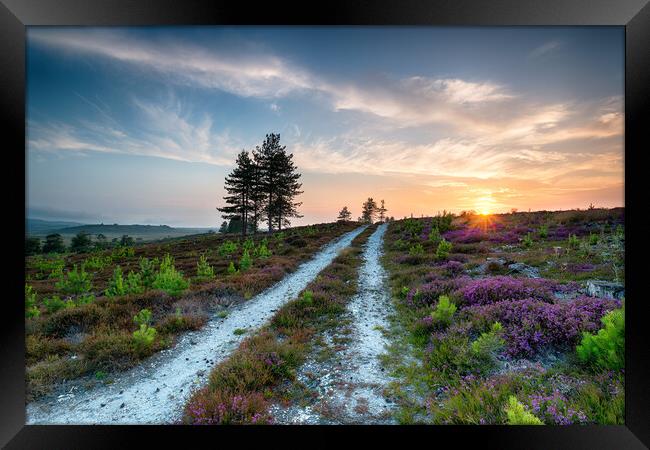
left=26, top=218, right=216, bottom=243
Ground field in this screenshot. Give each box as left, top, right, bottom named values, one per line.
left=24, top=221, right=358, bottom=400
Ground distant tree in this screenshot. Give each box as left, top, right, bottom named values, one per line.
left=94, top=233, right=109, bottom=250
left=70, top=231, right=93, bottom=253
left=217, top=150, right=256, bottom=237
left=25, top=236, right=41, bottom=256
left=42, top=233, right=65, bottom=254
left=120, top=235, right=135, bottom=247
left=218, top=221, right=228, bottom=233
left=227, top=217, right=243, bottom=234
left=377, top=200, right=388, bottom=222
left=337, top=206, right=352, bottom=222
left=361, top=198, right=378, bottom=223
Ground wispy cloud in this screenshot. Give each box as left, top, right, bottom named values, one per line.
left=529, top=40, right=562, bottom=59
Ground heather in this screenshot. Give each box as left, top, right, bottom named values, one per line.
left=381, top=208, right=625, bottom=424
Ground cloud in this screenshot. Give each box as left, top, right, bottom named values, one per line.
left=529, top=40, right=562, bottom=59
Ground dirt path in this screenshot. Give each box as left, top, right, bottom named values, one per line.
left=270, top=223, right=397, bottom=424
left=26, top=226, right=367, bottom=425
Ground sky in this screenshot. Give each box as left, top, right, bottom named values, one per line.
left=26, top=26, right=624, bottom=227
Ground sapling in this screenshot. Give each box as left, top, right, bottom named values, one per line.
left=196, top=254, right=215, bottom=279
left=505, top=396, right=543, bottom=425
left=133, top=308, right=157, bottom=349
left=435, top=239, right=453, bottom=259
left=239, top=250, right=252, bottom=272
left=56, top=264, right=92, bottom=295
left=25, top=284, right=40, bottom=318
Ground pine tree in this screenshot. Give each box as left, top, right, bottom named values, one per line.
left=217, top=150, right=255, bottom=237
left=361, top=198, right=378, bottom=223
left=254, top=133, right=302, bottom=231
left=337, top=206, right=352, bottom=222
left=377, top=200, right=387, bottom=222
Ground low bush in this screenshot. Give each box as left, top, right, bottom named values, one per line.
left=153, top=254, right=189, bottom=296
left=196, top=254, right=215, bottom=279
left=25, top=284, right=40, bottom=318
left=436, top=239, right=453, bottom=260
left=133, top=309, right=157, bottom=350
left=431, top=295, right=457, bottom=328
left=138, top=257, right=159, bottom=289
left=471, top=322, right=505, bottom=362
left=239, top=250, right=252, bottom=272
left=55, top=264, right=92, bottom=295
left=576, top=306, right=624, bottom=370
left=505, top=396, right=543, bottom=425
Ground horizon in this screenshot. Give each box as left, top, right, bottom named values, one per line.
left=26, top=27, right=624, bottom=228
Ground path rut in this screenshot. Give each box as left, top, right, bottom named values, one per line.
left=271, top=223, right=397, bottom=424
left=26, top=226, right=367, bottom=424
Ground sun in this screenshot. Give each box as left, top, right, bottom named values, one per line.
left=479, top=209, right=491, bottom=216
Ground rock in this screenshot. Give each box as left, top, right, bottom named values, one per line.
left=585, top=280, right=625, bottom=299
left=119, top=403, right=125, bottom=409
left=190, top=340, right=197, bottom=345
left=507, top=262, right=541, bottom=278
left=100, top=403, right=106, bottom=407
left=155, top=387, right=160, bottom=393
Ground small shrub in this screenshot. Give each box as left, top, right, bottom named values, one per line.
left=196, top=254, right=215, bottom=279
left=431, top=295, right=456, bottom=328
left=84, top=254, right=112, bottom=271
left=568, top=234, right=580, bottom=249
left=505, top=396, right=543, bottom=425
left=576, top=306, right=624, bottom=370
left=522, top=233, right=533, bottom=248
left=227, top=261, right=238, bottom=275
left=435, top=239, right=453, bottom=260
left=239, top=250, right=252, bottom=272
left=538, top=224, right=548, bottom=239
left=25, top=285, right=40, bottom=318
left=43, top=296, right=74, bottom=314
left=233, top=328, right=247, bottom=336
left=139, top=257, right=159, bottom=289
left=75, top=294, right=95, bottom=306
left=409, top=243, right=424, bottom=256
left=126, top=271, right=144, bottom=295
left=105, top=266, right=127, bottom=297
left=471, top=322, right=505, bottom=358
left=428, top=227, right=441, bottom=245
left=55, top=264, right=92, bottom=295
left=242, top=238, right=255, bottom=252
left=399, top=286, right=410, bottom=300
left=218, top=240, right=238, bottom=257
left=133, top=308, right=156, bottom=349
left=255, top=242, right=272, bottom=259
left=153, top=254, right=189, bottom=296
left=588, top=233, right=599, bottom=245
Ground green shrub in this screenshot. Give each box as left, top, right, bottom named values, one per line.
left=233, top=328, right=247, bottom=335
left=255, top=240, right=272, bottom=259
left=218, top=240, right=238, bottom=257
left=84, top=254, right=112, bottom=271
left=133, top=308, right=156, bottom=349
left=138, top=257, right=159, bottom=289
left=471, top=322, right=505, bottom=360
left=428, top=227, right=441, bottom=245
left=153, top=254, right=189, bottom=296
left=576, top=307, right=624, bottom=370
left=431, top=295, right=456, bottom=327
left=568, top=234, right=580, bottom=249
left=588, top=233, right=599, bottom=245
left=75, top=294, right=95, bottom=306
left=522, top=232, right=533, bottom=248
left=55, top=264, right=92, bottom=295
left=505, top=396, right=543, bottom=425
left=25, top=285, right=40, bottom=318
left=43, top=296, right=74, bottom=314
left=33, top=256, right=65, bottom=276
left=538, top=224, right=548, bottom=239
left=126, top=271, right=145, bottom=295
left=239, top=250, right=252, bottom=272
left=409, top=243, right=424, bottom=256
left=242, top=238, right=255, bottom=252
left=112, top=246, right=135, bottom=260
left=436, top=239, right=453, bottom=259
left=105, top=266, right=127, bottom=297
left=227, top=261, right=238, bottom=275
left=196, top=254, right=215, bottom=279
left=399, top=286, right=410, bottom=300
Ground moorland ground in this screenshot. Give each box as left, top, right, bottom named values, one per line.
left=24, top=208, right=625, bottom=425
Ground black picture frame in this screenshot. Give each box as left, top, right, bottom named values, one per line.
left=2, top=0, right=648, bottom=448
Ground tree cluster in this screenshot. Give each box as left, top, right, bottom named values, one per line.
left=217, top=133, right=303, bottom=236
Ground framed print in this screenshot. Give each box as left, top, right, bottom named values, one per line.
left=2, top=0, right=649, bottom=448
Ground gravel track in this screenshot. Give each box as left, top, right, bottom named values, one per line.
left=271, top=223, right=397, bottom=424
